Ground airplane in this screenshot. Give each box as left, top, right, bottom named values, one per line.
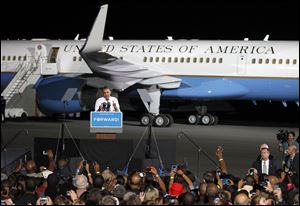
left=1, top=4, right=299, bottom=127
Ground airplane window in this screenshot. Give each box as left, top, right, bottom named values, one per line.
left=120, top=57, right=123, bottom=60
left=206, top=58, right=210, bottom=63
left=168, top=57, right=172, bottom=63
left=174, top=57, right=178, bottom=63
left=293, top=59, right=297, bottom=64
left=278, top=59, right=283, bottom=64
left=7, top=56, right=11, bottom=61
left=143, top=57, right=147, bottom=62
left=162, top=57, right=166, bottom=63
left=18, top=56, right=22, bottom=61
left=13, top=56, right=16, bottom=61
left=286, top=59, right=290, bottom=64
left=79, top=57, right=82, bottom=61
left=180, top=57, right=184, bottom=63
left=272, top=59, right=276, bottom=64
left=212, top=58, right=216, bottom=63
left=252, top=58, right=256, bottom=64
left=186, top=57, right=190, bottom=63
left=219, top=58, right=223, bottom=63
left=193, top=57, right=197, bottom=63
left=2, top=56, right=5, bottom=61
left=265, top=59, right=269, bottom=64
left=155, top=57, right=159, bottom=62
left=73, top=56, right=77, bottom=62
left=149, top=57, right=153, bottom=62
left=258, top=58, right=263, bottom=64
left=199, top=57, right=203, bottom=63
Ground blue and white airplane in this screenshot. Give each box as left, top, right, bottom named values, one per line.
left=1, top=4, right=299, bottom=126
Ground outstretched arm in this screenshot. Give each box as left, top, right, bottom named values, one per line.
left=149, top=166, right=166, bottom=192
left=216, top=146, right=227, bottom=174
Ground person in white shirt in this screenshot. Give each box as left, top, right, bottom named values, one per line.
left=94, top=87, right=120, bottom=112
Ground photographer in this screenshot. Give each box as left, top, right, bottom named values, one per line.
left=279, top=131, right=299, bottom=157
left=284, top=145, right=299, bottom=182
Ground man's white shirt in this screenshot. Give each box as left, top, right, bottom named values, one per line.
left=261, top=159, right=269, bottom=175
left=94, top=96, right=120, bottom=112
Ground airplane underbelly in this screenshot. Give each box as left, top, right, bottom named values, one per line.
left=162, top=76, right=299, bottom=101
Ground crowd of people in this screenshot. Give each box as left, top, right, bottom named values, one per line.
left=1, top=132, right=299, bottom=205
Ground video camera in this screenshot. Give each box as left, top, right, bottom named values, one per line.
left=276, top=129, right=289, bottom=143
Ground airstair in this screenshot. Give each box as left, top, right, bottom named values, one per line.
left=1, top=58, right=42, bottom=118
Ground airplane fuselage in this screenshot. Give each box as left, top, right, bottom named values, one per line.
left=1, top=39, right=298, bottom=102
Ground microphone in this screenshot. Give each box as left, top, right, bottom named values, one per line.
left=106, top=102, right=111, bottom=111
left=102, top=102, right=107, bottom=111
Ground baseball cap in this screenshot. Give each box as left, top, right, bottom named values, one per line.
left=169, top=183, right=185, bottom=197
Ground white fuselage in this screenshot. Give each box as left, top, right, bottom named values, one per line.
left=1, top=39, right=299, bottom=79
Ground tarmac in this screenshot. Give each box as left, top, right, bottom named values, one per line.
left=1, top=115, right=299, bottom=178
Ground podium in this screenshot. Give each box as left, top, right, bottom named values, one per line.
left=90, top=112, right=123, bottom=139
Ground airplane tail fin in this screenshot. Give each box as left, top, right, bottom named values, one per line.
left=80, top=4, right=108, bottom=53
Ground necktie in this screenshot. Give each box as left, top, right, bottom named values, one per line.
left=262, top=160, right=267, bottom=174
left=288, top=158, right=293, bottom=168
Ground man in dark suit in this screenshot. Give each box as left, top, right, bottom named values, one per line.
left=252, top=144, right=279, bottom=176
left=284, top=144, right=299, bottom=179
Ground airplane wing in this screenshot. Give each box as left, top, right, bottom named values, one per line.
left=79, top=4, right=181, bottom=91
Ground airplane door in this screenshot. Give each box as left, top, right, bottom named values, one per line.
left=35, top=44, right=47, bottom=74
left=237, top=55, right=247, bottom=75
left=41, top=47, right=59, bottom=75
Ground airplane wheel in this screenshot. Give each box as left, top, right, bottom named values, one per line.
left=140, top=113, right=153, bottom=126
left=201, top=113, right=213, bottom=125
left=213, top=115, right=219, bottom=125
left=188, top=114, right=199, bottom=125
left=154, top=114, right=167, bottom=127
left=165, top=114, right=174, bottom=127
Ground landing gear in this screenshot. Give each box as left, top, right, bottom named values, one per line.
left=140, top=113, right=154, bottom=126
left=200, top=113, right=213, bottom=125
left=165, top=114, right=174, bottom=127
left=154, top=114, right=167, bottom=127
left=187, top=105, right=220, bottom=126
left=137, top=87, right=175, bottom=128
left=140, top=113, right=174, bottom=127
left=188, top=114, right=199, bottom=125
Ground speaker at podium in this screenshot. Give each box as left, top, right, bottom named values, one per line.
left=90, top=111, right=123, bottom=139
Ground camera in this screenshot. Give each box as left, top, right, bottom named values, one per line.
left=248, top=168, right=255, bottom=176
left=276, top=130, right=289, bottom=143
left=259, top=174, right=269, bottom=189
left=216, top=168, right=222, bottom=176
left=164, top=194, right=177, bottom=205
left=171, top=164, right=177, bottom=172
left=40, top=197, right=47, bottom=205
left=283, top=164, right=294, bottom=176
left=139, top=172, right=146, bottom=178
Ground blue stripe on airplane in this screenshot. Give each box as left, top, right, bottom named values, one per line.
left=162, top=76, right=299, bottom=101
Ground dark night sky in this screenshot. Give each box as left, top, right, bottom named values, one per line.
left=1, top=0, right=299, bottom=40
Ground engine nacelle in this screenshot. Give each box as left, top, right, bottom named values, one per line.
left=35, top=76, right=98, bottom=116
